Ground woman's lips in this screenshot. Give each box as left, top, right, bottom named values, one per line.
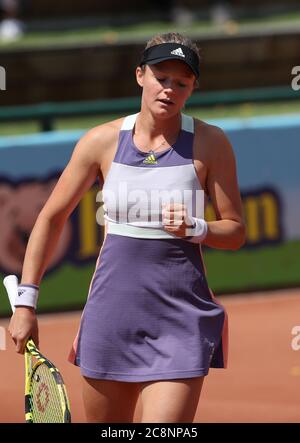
left=157, top=99, right=174, bottom=106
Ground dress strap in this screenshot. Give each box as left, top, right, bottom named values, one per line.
left=181, top=113, right=194, bottom=133
left=121, top=113, right=139, bottom=130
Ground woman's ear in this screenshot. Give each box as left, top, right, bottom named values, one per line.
left=136, top=66, right=144, bottom=88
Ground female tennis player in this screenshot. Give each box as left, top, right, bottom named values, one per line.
left=8, top=32, right=245, bottom=423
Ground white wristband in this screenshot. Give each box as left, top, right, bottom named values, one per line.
left=185, top=217, right=208, bottom=243
left=14, top=284, right=39, bottom=309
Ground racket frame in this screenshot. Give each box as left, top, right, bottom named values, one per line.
left=25, top=338, right=71, bottom=423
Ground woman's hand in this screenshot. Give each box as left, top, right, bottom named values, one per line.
left=162, top=203, right=195, bottom=237
left=8, top=307, right=39, bottom=354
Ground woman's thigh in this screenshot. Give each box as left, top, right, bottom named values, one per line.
left=82, top=377, right=141, bottom=423
left=139, top=376, right=205, bottom=423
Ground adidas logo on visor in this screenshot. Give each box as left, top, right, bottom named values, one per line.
left=170, top=47, right=185, bottom=58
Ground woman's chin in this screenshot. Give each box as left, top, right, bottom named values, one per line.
left=150, top=104, right=180, bottom=119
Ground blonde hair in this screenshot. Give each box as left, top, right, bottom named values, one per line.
left=141, top=32, right=201, bottom=88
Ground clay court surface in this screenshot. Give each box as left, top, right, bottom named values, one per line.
left=0, top=288, right=299, bottom=423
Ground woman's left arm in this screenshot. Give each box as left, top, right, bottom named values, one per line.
left=203, top=125, right=246, bottom=250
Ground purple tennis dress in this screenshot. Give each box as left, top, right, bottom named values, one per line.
left=69, top=113, right=228, bottom=382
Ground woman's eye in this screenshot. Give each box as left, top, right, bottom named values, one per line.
left=178, top=82, right=187, bottom=88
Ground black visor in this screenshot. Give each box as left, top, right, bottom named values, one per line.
left=139, top=43, right=200, bottom=78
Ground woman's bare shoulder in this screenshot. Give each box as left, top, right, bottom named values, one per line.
left=82, top=116, right=125, bottom=145
left=72, top=116, right=126, bottom=163
left=194, top=117, right=228, bottom=141
left=193, top=117, right=234, bottom=162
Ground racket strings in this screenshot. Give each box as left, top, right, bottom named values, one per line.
left=30, top=363, right=65, bottom=423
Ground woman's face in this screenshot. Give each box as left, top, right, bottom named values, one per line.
left=136, top=60, right=195, bottom=118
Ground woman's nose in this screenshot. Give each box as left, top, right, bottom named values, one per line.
left=163, top=80, right=175, bottom=92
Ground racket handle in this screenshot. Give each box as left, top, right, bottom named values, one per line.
left=3, top=275, right=19, bottom=313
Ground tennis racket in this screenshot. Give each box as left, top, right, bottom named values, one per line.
left=3, top=275, right=71, bottom=423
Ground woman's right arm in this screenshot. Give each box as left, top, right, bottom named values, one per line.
left=8, top=125, right=111, bottom=353
left=21, top=131, right=102, bottom=286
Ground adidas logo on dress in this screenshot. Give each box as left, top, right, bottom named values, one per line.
left=143, top=154, right=158, bottom=165
left=170, top=47, right=185, bottom=58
